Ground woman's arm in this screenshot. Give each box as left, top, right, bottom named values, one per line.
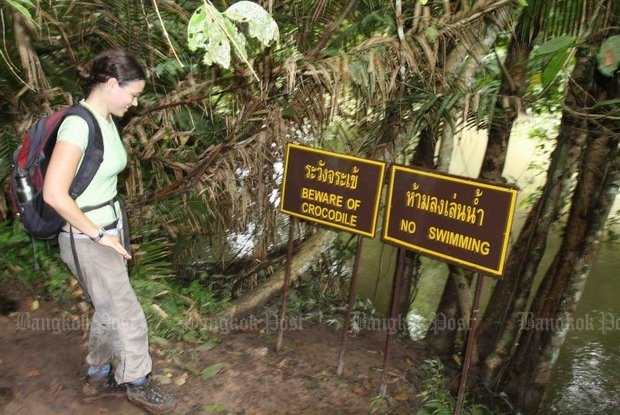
left=43, top=140, right=98, bottom=236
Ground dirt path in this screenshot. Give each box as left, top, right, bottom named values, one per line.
left=0, top=294, right=421, bottom=415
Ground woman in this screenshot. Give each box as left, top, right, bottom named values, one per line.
left=43, top=49, right=174, bottom=414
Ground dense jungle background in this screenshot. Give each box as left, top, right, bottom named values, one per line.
left=1, top=0, right=619, bottom=414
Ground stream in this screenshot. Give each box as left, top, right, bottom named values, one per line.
left=541, top=241, right=620, bottom=414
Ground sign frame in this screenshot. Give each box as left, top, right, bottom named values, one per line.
left=279, top=143, right=386, bottom=238
left=382, top=164, right=518, bottom=277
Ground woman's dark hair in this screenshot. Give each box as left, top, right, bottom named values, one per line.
left=77, top=49, right=145, bottom=91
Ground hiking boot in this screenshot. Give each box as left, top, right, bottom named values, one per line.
left=126, top=378, right=175, bottom=414
left=82, top=371, right=127, bottom=399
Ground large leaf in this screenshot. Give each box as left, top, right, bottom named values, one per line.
left=188, top=2, right=240, bottom=69
left=224, top=1, right=279, bottom=46
left=187, top=1, right=278, bottom=75
left=542, top=47, right=571, bottom=87
left=531, top=36, right=575, bottom=88
left=532, top=36, right=575, bottom=57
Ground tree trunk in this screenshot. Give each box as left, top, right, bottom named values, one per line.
left=477, top=36, right=595, bottom=386
left=517, top=135, right=618, bottom=411
left=479, top=109, right=589, bottom=383
left=422, top=3, right=509, bottom=355
left=470, top=1, right=554, bottom=375
left=505, top=45, right=620, bottom=412
left=378, top=100, right=417, bottom=323
left=424, top=268, right=461, bottom=356
left=479, top=0, right=542, bottom=182
left=399, top=129, right=438, bottom=322
left=476, top=0, right=544, bottom=363
left=12, top=11, right=49, bottom=98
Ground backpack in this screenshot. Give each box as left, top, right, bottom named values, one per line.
left=10, top=103, right=104, bottom=240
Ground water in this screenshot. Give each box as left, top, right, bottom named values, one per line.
left=541, top=242, right=620, bottom=414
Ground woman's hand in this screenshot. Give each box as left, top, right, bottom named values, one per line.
left=98, top=233, right=132, bottom=260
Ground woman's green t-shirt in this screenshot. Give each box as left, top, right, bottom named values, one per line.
left=56, top=101, right=127, bottom=225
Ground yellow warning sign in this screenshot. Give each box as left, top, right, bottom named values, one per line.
left=383, top=164, right=518, bottom=277
left=280, top=143, right=386, bottom=237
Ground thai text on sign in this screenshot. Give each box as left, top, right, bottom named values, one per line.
left=280, top=143, right=386, bottom=237
left=383, top=164, right=518, bottom=277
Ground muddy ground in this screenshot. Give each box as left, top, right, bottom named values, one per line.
left=0, top=280, right=427, bottom=415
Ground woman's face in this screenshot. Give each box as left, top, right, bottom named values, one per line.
left=108, top=78, right=145, bottom=117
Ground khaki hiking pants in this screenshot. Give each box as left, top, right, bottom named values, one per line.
left=58, top=229, right=152, bottom=384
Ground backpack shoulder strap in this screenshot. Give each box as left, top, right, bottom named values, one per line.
left=65, top=104, right=104, bottom=199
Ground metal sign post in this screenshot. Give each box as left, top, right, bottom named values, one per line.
left=276, top=216, right=297, bottom=352
left=336, top=236, right=364, bottom=375
left=379, top=247, right=407, bottom=395
left=454, top=272, right=485, bottom=415
left=278, top=143, right=386, bottom=360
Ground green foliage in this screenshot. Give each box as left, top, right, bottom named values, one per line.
left=224, top=2, right=279, bottom=46
left=0, top=124, right=20, bottom=182
left=200, top=362, right=225, bottom=379
left=37, top=255, right=74, bottom=300
left=0, top=220, right=73, bottom=301
left=200, top=403, right=229, bottom=413
left=187, top=0, right=279, bottom=75
left=133, top=281, right=219, bottom=342
left=4, top=0, right=35, bottom=22
left=369, top=394, right=398, bottom=414
left=424, top=26, right=439, bottom=43
left=129, top=226, right=228, bottom=342
left=530, top=36, right=575, bottom=90
left=416, top=358, right=494, bottom=415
